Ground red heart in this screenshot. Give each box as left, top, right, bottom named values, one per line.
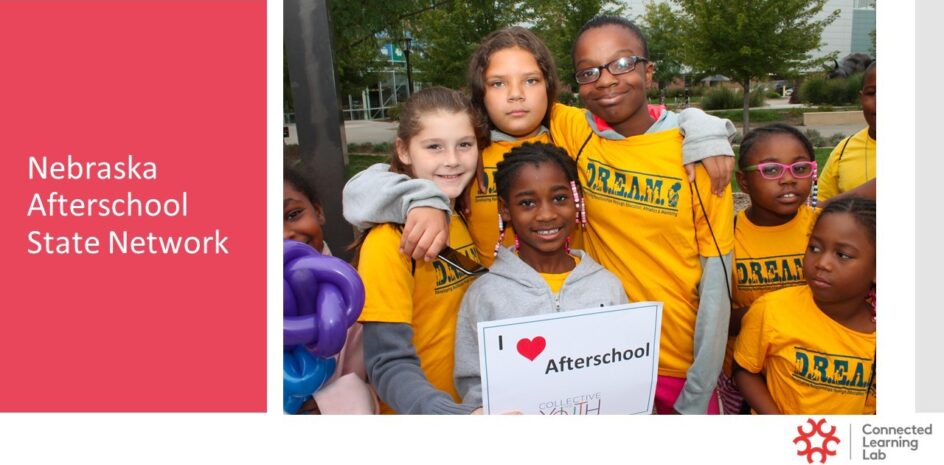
left=516, top=336, right=546, bottom=361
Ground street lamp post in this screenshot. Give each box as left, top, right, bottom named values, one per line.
left=401, top=38, right=414, bottom=97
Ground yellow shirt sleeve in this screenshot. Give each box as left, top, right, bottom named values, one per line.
left=692, top=164, right=734, bottom=256
left=734, top=295, right=772, bottom=374
left=817, top=138, right=846, bottom=202
left=357, top=224, right=416, bottom=324
left=549, top=103, right=592, bottom=156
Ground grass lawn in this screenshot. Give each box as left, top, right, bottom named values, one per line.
left=346, top=154, right=388, bottom=179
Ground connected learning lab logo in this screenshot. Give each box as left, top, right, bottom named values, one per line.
left=794, top=418, right=841, bottom=463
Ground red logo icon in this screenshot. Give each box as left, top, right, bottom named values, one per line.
left=516, top=336, right=546, bottom=361
left=794, top=418, right=840, bottom=463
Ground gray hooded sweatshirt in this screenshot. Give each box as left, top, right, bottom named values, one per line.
left=453, top=247, right=629, bottom=408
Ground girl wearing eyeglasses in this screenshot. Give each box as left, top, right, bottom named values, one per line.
left=717, top=123, right=819, bottom=414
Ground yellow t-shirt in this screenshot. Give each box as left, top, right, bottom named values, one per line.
left=470, top=134, right=585, bottom=267
left=549, top=104, right=734, bottom=377
left=817, top=128, right=876, bottom=202
left=470, top=136, right=547, bottom=268
left=734, top=286, right=876, bottom=415
left=723, top=204, right=817, bottom=375
left=537, top=255, right=580, bottom=294
left=357, top=217, right=480, bottom=414
left=733, top=204, right=816, bottom=308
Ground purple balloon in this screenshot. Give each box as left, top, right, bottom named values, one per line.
left=283, top=239, right=365, bottom=356
left=309, top=282, right=347, bottom=357
left=283, top=279, right=298, bottom=317
left=286, top=255, right=365, bottom=325
left=286, top=267, right=319, bottom=316
left=284, top=313, right=318, bottom=347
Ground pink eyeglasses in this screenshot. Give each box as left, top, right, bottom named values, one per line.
left=742, top=161, right=816, bottom=180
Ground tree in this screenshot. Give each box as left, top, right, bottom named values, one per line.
left=529, top=0, right=625, bottom=92
left=639, top=2, right=684, bottom=94
left=412, top=0, right=524, bottom=89
left=324, top=0, right=450, bottom=97
left=672, top=0, right=838, bottom=130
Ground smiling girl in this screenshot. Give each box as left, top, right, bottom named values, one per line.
left=354, top=87, right=487, bottom=414
left=452, top=142, right=627, bottom=410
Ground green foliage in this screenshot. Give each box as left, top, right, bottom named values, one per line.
left=798, top=73, right=864, bottom=105
left=347, top=142, right=393, bottom=155
left=346, top=155, right=390, bottom=179
left=413, top=0, right=524, bottom=89
left=701, top=87, right=765, bottom=110
left=530, top=0, right=625, bottom=91
left=386, top=102, right=405, bottom=121
left=557, top=91, right=583, bottom=107
left=701, top=87, right=739, bottom=110
left=802, top=129, right=848, bottom=148
left=672, top=0, right=839, bottom=129
left=639, top=2, right=684, bottom=90
left=326, top=0, right=440, bottom=97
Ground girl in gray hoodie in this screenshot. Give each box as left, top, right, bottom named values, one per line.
left=453, top=142, right=628, bottom=411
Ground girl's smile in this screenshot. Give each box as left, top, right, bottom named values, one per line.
left=500, top=161, right=577, bottom=273
left=283, top=181, right=326, bottom=252
left=396, top=110, right=479, bottom=204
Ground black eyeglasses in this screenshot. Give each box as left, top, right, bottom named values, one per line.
left=574, top=56, right=648, bottom=84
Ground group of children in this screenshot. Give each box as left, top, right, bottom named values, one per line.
left=285, top=15, right=878, bottom=415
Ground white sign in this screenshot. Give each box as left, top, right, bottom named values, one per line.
left=477, top=302, right=663, bottom=415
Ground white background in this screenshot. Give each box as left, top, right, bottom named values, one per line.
left=0, top=1, right=932, bottom=464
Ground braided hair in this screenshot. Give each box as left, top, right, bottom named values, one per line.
left=816, top=197, right=876, bottom=246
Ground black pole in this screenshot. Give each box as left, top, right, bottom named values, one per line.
left=403, top=38, right=414, bottom=97
left=284, top=0, right=354, bottom=261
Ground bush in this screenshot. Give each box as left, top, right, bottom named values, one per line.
left=347, top=142, right=392, bottom=154
left=701, top=87, right=766, bottom=110
left=749, top=89, right=766, bottom=107
left=827, top=132, right=847, bottom=147
left=804, top=129, right=825, bottom=147
left=701, top=87, right=739, bottom=110
left=799, top=74, right=864, bottom=105
left=387, top=102, right=405, bottom=121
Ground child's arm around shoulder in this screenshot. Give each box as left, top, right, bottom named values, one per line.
left=677, top=108, right=737, bottom=195
left=342, top=162, right=450, bottom=229
left=343, top=163, right=452, bottom=260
